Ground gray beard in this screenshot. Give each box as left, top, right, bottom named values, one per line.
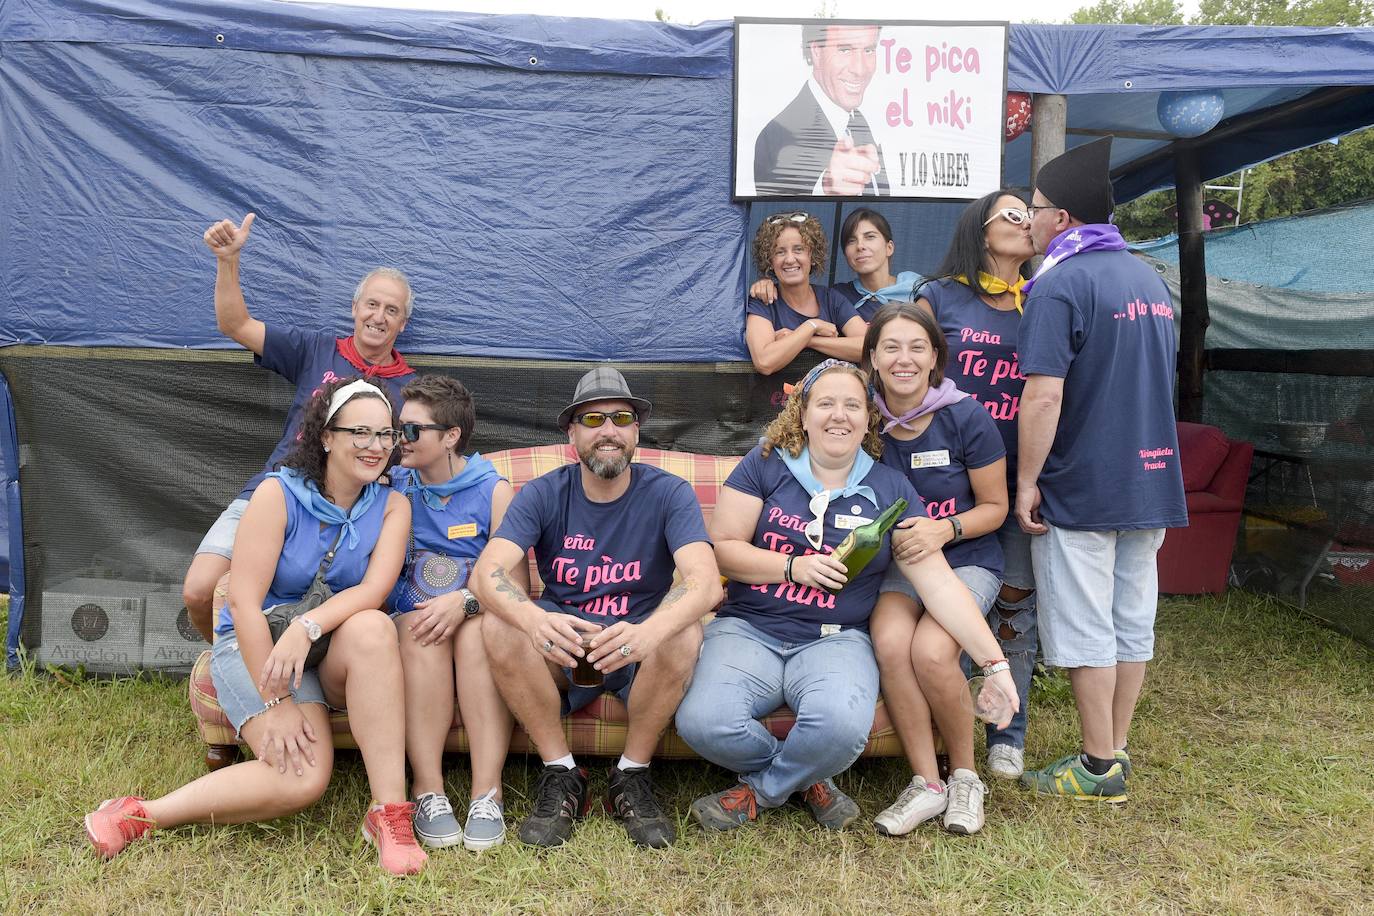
left=581, top=442, right=633, bottom=479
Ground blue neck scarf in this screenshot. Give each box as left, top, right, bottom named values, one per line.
left=852, top=270, right=922, bottom=310
left=779, top=445, right=879, bottom=510
left=406, top=453, right=500, bottom=511
left=271, top=467, right=380, bottom=550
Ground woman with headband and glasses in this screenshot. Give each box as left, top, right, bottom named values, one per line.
left=675, top=359, right=1017, bottom=833
left=751, top=208, right=922, bottom=322
left=745, top=211, right=869, bottom=375
left=85, top=377, right=428, bottom=876
left=910, top=189, right=1039, bottom=785
left=387, top=374, right=519, bottom=852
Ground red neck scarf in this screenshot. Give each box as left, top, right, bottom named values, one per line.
left=336, top=336, right=412, bottom=379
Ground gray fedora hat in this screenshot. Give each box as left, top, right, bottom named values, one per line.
left=557, top=367, right=653, bottom=429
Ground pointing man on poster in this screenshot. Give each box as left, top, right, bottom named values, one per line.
left=754, top=24, right=889, bottom=197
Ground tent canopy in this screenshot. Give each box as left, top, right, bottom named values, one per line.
left=3, top=0, right=1374, bottom=360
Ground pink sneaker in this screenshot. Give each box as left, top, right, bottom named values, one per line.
left=85, top=796, right=153, bottom=859
left=361, top=803, right=428, bottom=876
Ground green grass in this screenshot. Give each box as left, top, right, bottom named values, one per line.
left=3, top=592, right=1372, bottom=915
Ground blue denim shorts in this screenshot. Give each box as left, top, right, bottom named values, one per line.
left=879, top=561, right=1000, bottom=615
left=531, top=599, right=639, bottom=714
left=195, top=498, right=250, bottom=559
left=1032, top=523, right=1166, bottom=668
left=210, top=632, right=330, bottom=737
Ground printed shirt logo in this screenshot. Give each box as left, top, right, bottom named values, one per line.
left=910, top=449, right=951, bottom=469
left=448, top=523, right=478, bottom=539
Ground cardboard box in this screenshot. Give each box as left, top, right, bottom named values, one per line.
left=140, top=588, right=208, bottom=671
left=38, top=578, right=148, bottom=675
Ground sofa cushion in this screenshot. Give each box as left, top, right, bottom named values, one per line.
left=1177, top=422, right=1231, bottom=492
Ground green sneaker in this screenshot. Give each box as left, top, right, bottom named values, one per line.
left=1020, top=753, right=1128, bottom=803
left=1115, top=749, right=1133, bottom=779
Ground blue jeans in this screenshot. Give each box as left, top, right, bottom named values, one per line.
left=675, top=616, right=879, bottom=808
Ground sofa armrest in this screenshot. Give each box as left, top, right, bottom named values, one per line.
left=1206, top=439, right=1254, bottom=509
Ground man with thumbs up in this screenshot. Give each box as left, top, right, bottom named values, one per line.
left=753, top=24, right=889, bottom=197
left=181, top=213, right=417, bottom=640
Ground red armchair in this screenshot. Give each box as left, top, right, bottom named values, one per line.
left=1157, top=422, right=1254, bottom=594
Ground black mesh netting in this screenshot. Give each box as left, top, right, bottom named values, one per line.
left=0, top=346, right=828, bottom=675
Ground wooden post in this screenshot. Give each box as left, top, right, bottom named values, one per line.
left=1174, top=146, right=1209, bottom=424
left=1028, top=94, right=1067, bottom=189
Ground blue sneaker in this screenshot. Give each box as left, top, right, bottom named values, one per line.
left=412, top=792, right=462, bottom=848
left=463, top=788, right=506, bottom=851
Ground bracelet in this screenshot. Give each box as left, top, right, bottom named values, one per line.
left=807, top=319, right=819, bottom=331
left=982, top=660, right=1011, bottom=677
left=262, top=695, right=290, bottom=711
left=948, top=516, right=964, bottom=544
left=783, top=555, right=795, bottom=584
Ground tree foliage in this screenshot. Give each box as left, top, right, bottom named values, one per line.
left=1069, top=0, right=1374, bottom=239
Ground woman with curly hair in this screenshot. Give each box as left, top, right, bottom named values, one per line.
left=744, top=212, right=868, bottom=375
left=84, top=377, right=427, bottom=876
left=675, top=359, right=1016, bottom=833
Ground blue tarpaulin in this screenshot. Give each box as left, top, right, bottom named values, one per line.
left=5, top=0, right=1374, bottom=651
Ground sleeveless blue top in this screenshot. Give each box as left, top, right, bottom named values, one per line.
left=215, top=479, right=390, bottom=636
left=387, top=461, right=501, bottom=612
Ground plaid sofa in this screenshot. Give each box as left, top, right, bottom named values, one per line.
left=188, top=445, right=903, bottom=769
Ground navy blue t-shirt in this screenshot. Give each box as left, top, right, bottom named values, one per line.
left=1018, top=248, right=1187, bottom=531
left=493, top=463, right=710, bottom=624
left=241, top=327, right=414, bottom=500
left=924, top=279, right=1025, bottom=492
left=716, top=445, right=922, bottom=643
left=746, top=284, right=861, bottom=334
left=879, top=397, right=1006, bottom=576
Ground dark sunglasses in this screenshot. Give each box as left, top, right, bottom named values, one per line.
left=399, top=422, right=451, bottom=443
left=573, top=410, right=637, bottom=429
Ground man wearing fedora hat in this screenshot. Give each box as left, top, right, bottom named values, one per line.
left=1014, top=137, right=1186, bottom=803
left=473, top=367, right=722, bottom=848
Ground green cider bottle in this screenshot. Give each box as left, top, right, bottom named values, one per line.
left=828, top=498, right=909, bottom=593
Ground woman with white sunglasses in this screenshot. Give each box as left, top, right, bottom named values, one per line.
left=744, top=212, right=869, bottom=375
left=675, top=359, right=1016, bottom=834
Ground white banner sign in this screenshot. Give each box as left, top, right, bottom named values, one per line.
left=734, top=19, right=1008, bottom=201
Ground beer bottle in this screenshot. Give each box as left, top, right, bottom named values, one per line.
left=828, top=498, right=909, bottom=593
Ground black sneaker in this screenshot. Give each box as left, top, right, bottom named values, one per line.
left=607, top=766, right=676, bottom=848
left=517, top=764, right=590, bottom=847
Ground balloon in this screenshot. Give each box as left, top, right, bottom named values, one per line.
left=1005, top=92, right=1033, bottom=141
left=1157, top=90, right=1226, bottom=138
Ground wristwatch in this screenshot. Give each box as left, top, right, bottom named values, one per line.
left=948, top=516, right=964, bottom=544
left=459, top=587, right=481, bottom=618
left=296, top=615, right=322, bottom=643
left=982, top=659, right=1011, bottom=677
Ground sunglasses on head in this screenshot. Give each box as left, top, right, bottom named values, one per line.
left=573, top=410, right=638, bottom=429
left=766, top=211, right=811, bottom=226
left=983, top=207, right=1030, bottom=227
left=398, top=422, right=451, bottom=443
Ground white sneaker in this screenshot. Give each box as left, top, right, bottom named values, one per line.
left=942, top=769, right=986, bottom=835
left=987, top=744, right=1025, bottom=780
left=874, top=776, right=947, bottom=837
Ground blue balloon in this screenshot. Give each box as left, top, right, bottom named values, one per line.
left=1157, top=90, right=1226, bottom=138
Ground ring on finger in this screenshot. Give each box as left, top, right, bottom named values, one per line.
left=619, top=644, right=632, bottom=658
left=542, top=639, right=554, bottom=653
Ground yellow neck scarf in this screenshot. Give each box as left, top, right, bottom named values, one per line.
left=954, top=272, right=1026, bottom=314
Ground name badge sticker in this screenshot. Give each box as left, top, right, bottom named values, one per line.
left=448, top=523, right=478, bottom=539
left=911, top=450, right=951, bottom=469
left=835, top=514, right=871, bottom=530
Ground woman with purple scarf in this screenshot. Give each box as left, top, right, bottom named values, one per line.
left=861, top=303, right=1011, bottom=838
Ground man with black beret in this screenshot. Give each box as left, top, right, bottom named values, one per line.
left=1013, top=137, right=1187, bottom=802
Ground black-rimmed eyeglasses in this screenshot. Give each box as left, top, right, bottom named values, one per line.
left=328, top=426, right=401, bottom=449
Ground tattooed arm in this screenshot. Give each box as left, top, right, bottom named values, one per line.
left=472, top=536, right=599, bottom=665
